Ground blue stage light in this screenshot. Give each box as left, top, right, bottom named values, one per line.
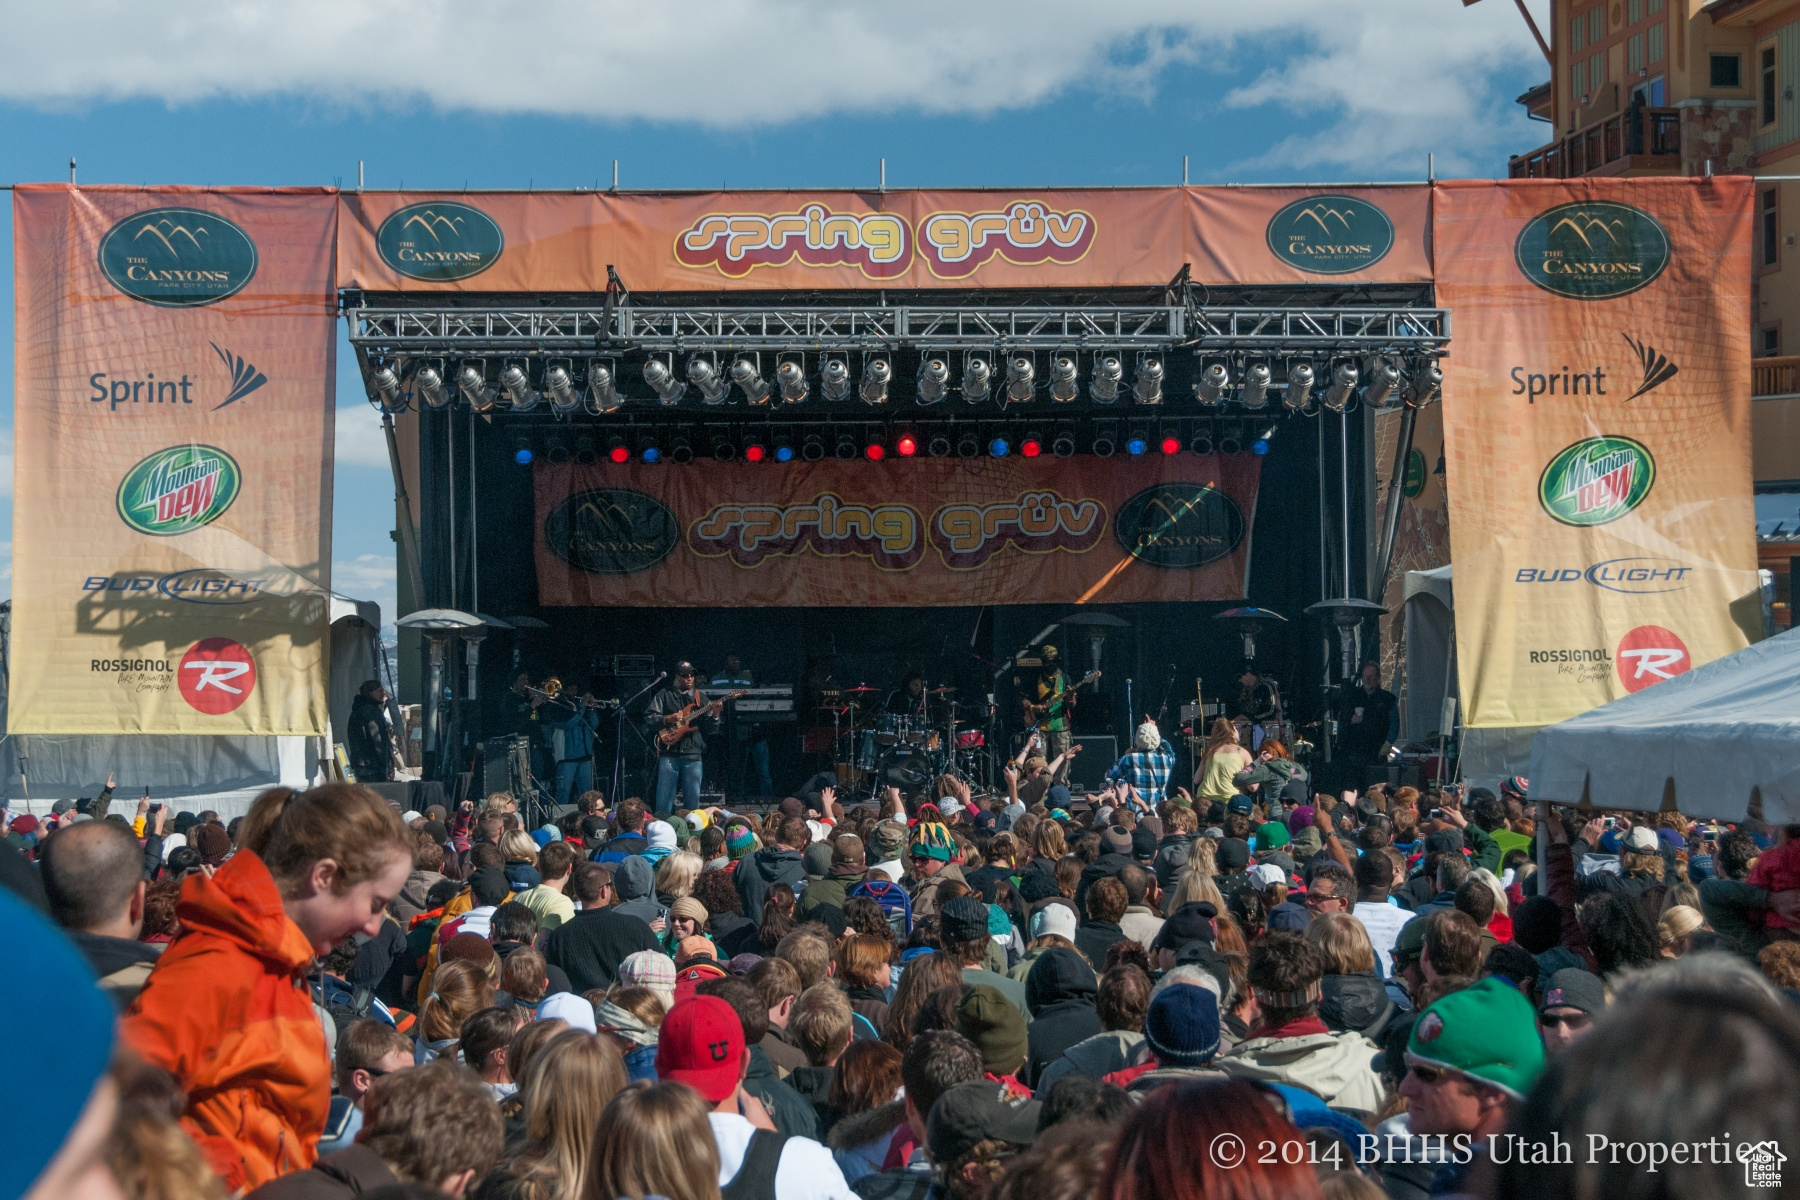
left=774, top=444, right=795, bottom=463
left=1126, top=435, right=1147, bottom=456
left=514, top=447, right=533, bottom=465
left=989, top=437, right=1010, bottom=458
left=642, top=446, right=661, bottom=464
left=1252, top=438, right=1270, bottom=456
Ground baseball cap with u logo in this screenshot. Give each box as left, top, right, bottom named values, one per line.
left=655, top=994, right=745, bottom=1101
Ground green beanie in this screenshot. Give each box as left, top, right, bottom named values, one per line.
left=1392, top=915, right=1428, bottom=969
left=1256, top=821, right=1290, bottom=850
left=955, top=984, right=1028, bottom=1078
left=1407, top=976, right=1546, bottom=1100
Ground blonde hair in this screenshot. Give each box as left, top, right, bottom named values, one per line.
left=585, top=1080, right=722, bottom=1200
left=237, top=785, right=411, bottom=898
left=1468, top=867, right=1510, bottom=918
left=512, top=1030, right=629, bottom=1200
left=1306, top=913, right=1378, bottom=975
left=1201, top=717, right=1240, bottom=762
left=1032, top=822, right=1067, bottom=862
left=1622, top=849, right=1666, bottom=883
left=500, top=830, right=541, bottom=866
left=654, top=851, right=704, bottom=901
left=503, top=948, right=550, bottom=1004
left=606, top=985, right=669, bottom=1026
left=419, top=958, right=495, bottom=1044
left=1658, top=904, right=1705, bottom=949
left=1164, top=840, right=1226, bottom=917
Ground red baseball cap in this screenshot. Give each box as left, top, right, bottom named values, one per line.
left=655, top=995, right=745, bottom=1102
left=672, top=961, right=729, bottom=1006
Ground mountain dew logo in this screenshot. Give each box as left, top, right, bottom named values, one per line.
left=117, top=445, right=241, bottom=536
left=1537, top=435, right=1655, bottom=527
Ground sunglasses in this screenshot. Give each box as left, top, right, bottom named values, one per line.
left=1538, top=1011, right=1591, bottom=1030
left=1407, top=1062, right=1456, bottom=1086
left=1303, top=892, right=1344, bottom=907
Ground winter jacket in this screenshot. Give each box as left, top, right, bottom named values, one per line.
left=827, top=1100, right=908, bottom=1186
left=742, top=1044, right=820, bottom=1138
left=1152, top=834, right=1194, bottom=893
left=712, top=911, right=760, bottom=958
left=787, top=1063, right=838, bottom=1134
left=1219, top=1021, right=1386, bottom=1115
left=737, top=847, right=809, bottom=921
left=906, top=863, right=967, bottom=922
left=1699, top=876, right=1771, bottom=954
left=1123, top=1062, right=1230, bottom=1097
left=1032, top=1028, right=1148, bottom=1095
left=243, top=1144, right=400, bottom=1200
left=1234, top=757, right=1310, bottom=806
left=1073, top=919, right=1128, bottom=968
left=1317, top=972, right=1398, bottom=1042
left=612, top=856, right=669, bottom=929
left=1022, top=948, right=1101, bottom=1088
left=123, top=849, right=329, bottom=1193
left=69, top=930, right=164, bottom=1010
left=800, top=868, right=869, bottom=917
left=542, top=906, right=662, bottom=993
left=846, top=985, right=892, bottom=1037
left=388, top=868, right=447, bottom=926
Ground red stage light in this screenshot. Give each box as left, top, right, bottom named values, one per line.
left=865, top=442, right=886, bottom=461
left=1159, top=435, right=1182, bottom=455
left=1021, top=438, right=1043, bottom=458
left=608, top=445, right=630, bottom=464
left=744, top=444, right=767, bottom=463
left=896, top=433, right=918, bottom=457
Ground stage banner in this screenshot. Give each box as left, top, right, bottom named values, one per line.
left=1187, top=186, right=1433, bottom=284
left=11, top=186, right=337, bottom=734
left=532, top=455, right=1260, bottom=608
left=1434, top=179, right=1760, bottom=730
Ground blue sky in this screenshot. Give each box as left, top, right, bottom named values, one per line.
left=0, top=1, right=1554, bottom=628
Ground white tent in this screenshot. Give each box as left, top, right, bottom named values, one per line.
left=1402, top=565, right=1455, bottom=743
left=1527, top=624, right=1800, bottom=821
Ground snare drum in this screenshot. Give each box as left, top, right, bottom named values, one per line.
left=874, top=714, right=903, bottom=746
left=956, top=729, right=986, bottom=750
left=925, top=730, right=942, bottom=753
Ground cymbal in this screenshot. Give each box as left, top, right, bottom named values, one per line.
left=927, top=686, right=958, bottom=695
left=843, top=685, right=880, bottom=694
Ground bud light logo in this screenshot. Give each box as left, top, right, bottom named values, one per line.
left=116, top=445, right=241, bottom=536
left=178, top=638, right=256, bottom=714
left=1537, top=435, right=1655, bottom=528
left=1616, top=625, right=1690, bottom=694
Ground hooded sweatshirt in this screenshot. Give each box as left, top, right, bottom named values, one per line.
left=735, top=845, right=809, bottom=922
left=1032, top=1028, right=1148, bottom=1095
left=612, top=856, right=670, bottom=929
left=1317, top=972, right=1398, bottom=1041
left=1219, top=1019, right=1386, bottom=1114
left=1022, top=947, right=1101, bottom=1088
left=124, top=850, right=328, bottom=1193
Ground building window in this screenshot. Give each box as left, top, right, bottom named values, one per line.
left=1649, top=22, right=1664, bottom=63
left=1629, top=33, right=1644, bottom=74
left=1592, top=51, right=1606, bottom=89
left=1628, top=0, right=1643, bottom=23
left=1574, top=58, right=1589, bottom=104
left=1714, top=53, right=1743, bottom=88
left=1648, top=0, right=1662, bottom=11
left=1590, top=7, right=1603, bottom=43
left=1764, top=46, right=1779, bottom=126
left=1763, top=189, right=1779, bottom=268
left=1572, top=12, right=1587, bottom=51
left=1763, top=326, right=1782, bottom=356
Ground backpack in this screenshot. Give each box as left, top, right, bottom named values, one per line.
left=849, top=878, right=913, bottom=938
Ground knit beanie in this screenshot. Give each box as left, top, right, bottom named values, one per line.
left=670, top=896, right=709, bottom=928
left=1512, top=895, right=1563, bottom=955
left=1144, top=983, right=1221, bottom=1066
left=803, top=842, right=834, bottom=879
left=1407, top=976, right=1546, bottom=1100
left=618, top=949, right=678, bottom=1007
left=1017, top=871, right=1060, bottom=904
left=725, top=823, right=758, bottom=861
left=955, top=984, right=1028, bottom=1078
left=1286, top=806, right=1316, bottom=835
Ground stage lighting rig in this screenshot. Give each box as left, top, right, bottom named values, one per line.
left=1126, top=425, right=1149, bottom=456
left=743, top=436, right=768, bottom=463
left=511, top=434, right=534, bottom=465
left=688, top=355, right=731, bottom=405
left=1090, top=354, right=1122, bottom=403
left=956, top=429, right=982, bottom=458
left=1364, top=356, right=1400, bottom=409
left=1284, top=362, right=1316, bottom=412
left=1132, top=356, right=1164, bottom=405
left=917, top=357, right=950, bottom=406
left=545, top=433, right=571, bottom=463
left=836, top=431, right=859, bottom=460
left=414, top=361, right=449, bottom=409
left=500, top=362, right=538, bottom=412
left=777, top=359, right=809, bottom=404
left=1240, top=362, right=1272, bottom=409
left=896, top=431, right=919, bottom=458
left=607, top=435, right=630, bottom=464
left=1252, top=423, right=1277, bottom=455
left=820, top=355, right=852, bottom=402
left=369, top=363, right=405, bottom=412
left=1405, top=360, right=1443, bottom=407
left=1049, top=355, right=1079, bottom=403
left=1158, top=429, right=1182, bottom=456
left=926, top=431, right=953, bottom=458
left=457, top=362, right=494, bottom=411
left=638, top=432, right=662, bottom=464
left=864, top=428, right=887, bottom=461
left=1323, top=361, right=1359, bottom=414
left=585, top=360, right=622, bottom=413
left=860, top=357, right=892, bottom=406
left=962, top=354, right=993, bottom=404
left=575, top=436, right=597, bottom=465
left=1051, top=422, right=1077, bottom=458
left=731, top=356, right=771, bottom=406
left=773, top=431, right=796, bottom=463
left=1020, top=431, right=1044, bottom=458
left=1190, top=422, right=1215, bottom=455
left=643, top=357, right=687, bottom=407
left=1219, top=422, right=1244, bottom=455
left=1091, top=421, right=1117, bottom=457
left=989, top=435, right=1011, bottom=458
left=1005, top=354, right=1035, bottom=403
left=709, top=426, right=735, bottom=462
left=1195, top=362, right=1229, bottom=407
left=544, top=361, right=581, bottom=414
left=669, top=431, right=695, bottom=464
left=801, top=431, right=826, bottom=461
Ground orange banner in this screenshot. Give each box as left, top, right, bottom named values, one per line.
left=11, top=186, right=336, bottom=734
left=532, top=455, right=1260, bottom=608
left=336, top=187, right=1433, bottom=292
left=1434, top=179, right=1760, bottom=729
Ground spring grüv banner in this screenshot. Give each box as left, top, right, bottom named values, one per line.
left=1434, top=179, right=1760, bottom=730
left=11, top=186, right=337, bottom=734
left=532, top=453, right=1261, bottom=608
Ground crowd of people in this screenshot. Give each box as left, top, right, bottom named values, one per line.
left=5, top=725, right=1800, bottom=1200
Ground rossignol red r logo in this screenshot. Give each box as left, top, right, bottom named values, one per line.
left=178, top=638, right=256, bottom=714
left=1615, top=625, right=1689, bottom=693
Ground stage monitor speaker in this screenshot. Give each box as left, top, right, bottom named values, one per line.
left=484, top=735, right=529, bottom=797
left=1066, top=736, right=1116, bottom=792
left=361, top=781, right=415, bottom=808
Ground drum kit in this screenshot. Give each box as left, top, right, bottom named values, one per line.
left=820, top=683, right=992, bottom=797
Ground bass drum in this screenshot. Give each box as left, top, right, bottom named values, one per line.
left=877, top=745, right=936, bottom=792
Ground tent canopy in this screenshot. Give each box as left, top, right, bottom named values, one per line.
left=1528, top=625, right=1800, bottom=821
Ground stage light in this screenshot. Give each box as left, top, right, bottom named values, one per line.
left=1284, top=362, right=1316, bottom=412
left=1219, top=423, right=1243, bottom=455
left=926, top=432, right=952, bottom=457
left=415, top=363, right=449, bottom=409
left=546, top=434, right=571, bottom=464
left=585, top=362, right=622, bottom=413
left=709, top=427, right=735, bottom=462
left=1133, top=356, right=1164, bottom=405
left=1405, top=361, right=1443, bottom=407
left=917, top=358, right=949, bottom=406
left=574, top=435, right=597, bottom=466
left=1020, top=432, right=1043, bottom=458
left=732, top=358, right=771, bottom=406
left=544, top=362, right=581, bottom=414
left=1049, top=355, right=1079, bottom=402
left=500, top=363, right=537, bottom=412
left=688, top=356, right=731, bottom=405
left=1126, top=426, right=1148, bottom=456
left=1090, top=354, right=1122, bottom=403
left=1091, top=423, right=1117, bottom=457
left=370, top=364, right=404, bottom=411
left=1159, top=431, right=1182, bottom=456
left=1364, top=357, right=1400, bottom=409
left=963, top=355, right=993, bottom=404
left=1252, top=423, right=1276, bottom=456
left=957, top=429, right=982, bottom=458
left=801, top=431, right=827, bottom=461
left=644, top=358, right=687, bottom=406
left=638, top=432, right=661, bottom=464
left=777, top=361, right=809, bottom=404
left=774, top=440, right=796, bottom=464
left=1241, top=362, right=1272, bottom=409
left=1195, top=362, right=1229, bottom=406
left=989, top=436, right=1010, bottom=458
left=865, top=438, right=886, bottom=461
left=1323, top=361, right=1359, bottom=413
left=836, top=431, right=859, bottom=460
left=607, top=435, right=630, bottom=464
left=512, top=435, right=534, bottom=465
left=860, top=358, right=892, bottom=406
left=740, top=430, right=768, bottom=463
left=1190, top=424, right=1215, bottom=455
left=896, top=431, right=918, bottom=458
left=458, top=363, right=493, bottom=410
left=1005, top=355, right=1035, bottom=403
left=1051, top=423, right=1076, bottom=458
left=820, top=356, right=852, bottom=402
left=670, top=431, right=695, bottom=464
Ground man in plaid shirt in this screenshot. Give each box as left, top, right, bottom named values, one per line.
left=1106, top=719, right=1176, bottom=802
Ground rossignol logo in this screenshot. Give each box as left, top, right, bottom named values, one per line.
left=1537, top=435, right=1655, bottom=527
left=1621, top=333, right=1678, bottom=401
left=545, top=488, right=680, bottom=575
left=1515, top=201, right=1670, bottom=300
left=1616, top=625, right=1690, bottom=693
left=919, top=201, right=1094, bottom=279
left=116, top=444, right=242, bottom=537
left=87, top=342, right=267, bottom=413
left=97, top=206, right=259, bottom=307
left=377, top=202, right=505, bottom=281
left=178, top=637, right=257, bottom=714
left=1265, top=195, right=1395, bottom=274
left=676, top=203, right=911, bottom=279
left=1113, top=484, right=1246, bottom=569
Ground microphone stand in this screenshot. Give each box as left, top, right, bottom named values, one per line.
left=611, top=672, right=667, bottom=809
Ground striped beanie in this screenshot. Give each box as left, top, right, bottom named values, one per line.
left=725, top=822, right=758, bottom=860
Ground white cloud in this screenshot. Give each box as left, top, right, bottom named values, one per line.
left=0, top=1, right=1543, bottom=173
left=332, top=552, right=396, bottom=627
left=334, top=403, right=393, bottom=471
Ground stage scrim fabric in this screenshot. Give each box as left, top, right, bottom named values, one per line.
left=1434, top=180, right=1760, bottom=729
left=10, top=186, right=336, bottom=734
left=533, top=455, right=1261, bottom=608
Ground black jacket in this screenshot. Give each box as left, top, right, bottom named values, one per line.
left=712, top=911, right=760, bottom=958
left=742, top=1044, right=819, bottom=1138
left=1153, top=833, right=1194, bottom=893
left=346, top=694, right=393, bottom=781
left=1318, top=971, right=1398, bottom=1041
left=736, top=847, right=808, bottom=923
left=542, top=906, right=660, bottom=994
left=645, top=685, right=721, bottom=758
left=1073, top=920, right=1128, bottom=969
left=1023, top=947, right=1101, bottom=1088
left=244, top=1145, right=398, bottom=1199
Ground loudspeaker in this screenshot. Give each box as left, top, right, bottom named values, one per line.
left=1067, top=736, right=1117, bottom=792
left=483, top=735, right=529, bottom=797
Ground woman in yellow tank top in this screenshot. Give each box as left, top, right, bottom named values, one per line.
left=1194, top=717, right=1253, bottom=804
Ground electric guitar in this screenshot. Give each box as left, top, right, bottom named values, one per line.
left=657, top=690, right=746, bottom=749
left=1021, top=670, right=1102, bottom=729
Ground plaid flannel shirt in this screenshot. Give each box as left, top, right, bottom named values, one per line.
left=1106, top=745, right=1176, bottom=800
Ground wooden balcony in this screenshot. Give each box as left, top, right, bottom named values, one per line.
left=1509, top=106, right=1683, bottom=179
left=1753, top=355, right=1800, bottom=399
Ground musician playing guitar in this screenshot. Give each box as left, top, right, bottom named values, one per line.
left=1018, top=645, right=1091, bottom=786
left=646, top=661, right=733, bottom=816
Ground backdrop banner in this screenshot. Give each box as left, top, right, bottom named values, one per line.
left=10, top=185, right=336, bottom=735
left=532, top=454, right=1260, bottom=608
left=1434, top=179, right=1760, bottom=729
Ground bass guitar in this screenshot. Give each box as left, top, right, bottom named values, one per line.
left=656, top=690, right=746, bottom=749
left=1021, top=669, right=1102, bottom=729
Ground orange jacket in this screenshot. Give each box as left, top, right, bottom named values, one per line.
left=123, top=850, right=328, bottom=1193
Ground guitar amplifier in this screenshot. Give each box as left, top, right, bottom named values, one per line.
left=1066, top=735, right=1117, bottom=792
left=611, top=654, right=657, bottom=679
